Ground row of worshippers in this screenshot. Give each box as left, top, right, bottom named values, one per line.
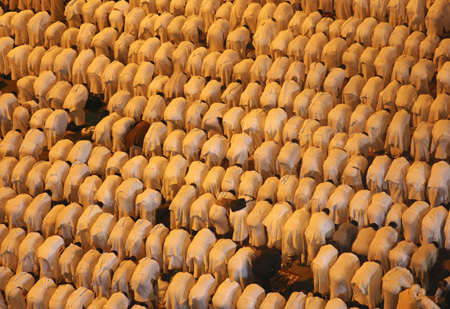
left=2, top=38, right=448, bottom=165
left=2, top=72, right=449, bottom=166
left=0, top=202, right=445, bottom=309
left=0, top=84, right=448, bottom=197
left=309, top=243, right=440, bottom=309
left=0, top=96, right=449, bottom=227
left=5, top=0, right=449, bottom=45
left=0, top=5, right=449, bottom=171
left=4, top=42, right=448, bottom=148
left=0, top=1, right=447, bottom=309
left=0, top=0, right=448, bottom=127
left=0, top=123, right=445, bottom=308
left=0, top=145, right=448, bottom=269
left=6, top=71, right=449, bottom=161
left=0, top=0, right=448, bottom=69
left=0, top=267, right=406, bottom=309
left=3, top=22, right=450, bottom=103
left=0, top=269, right=437, bottom=308
left=0, top=87, right=448, bottom=174
left=5, top=36, right=448, bottom=109
left=0, top=215, right=341, bottom=309
left=4, top=38, right=449, bottom=138
left=1, top=1, right=449, bottom=98
left=0, top=120, right=448, bottom=228
left=1, top=86, right=447, bottom=179
left=0, top=126, right=448, bottom=222
left=2, top=30, right=449, bottom=104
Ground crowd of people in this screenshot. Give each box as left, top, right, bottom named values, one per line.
left=0, top=0, right=448, bottom=308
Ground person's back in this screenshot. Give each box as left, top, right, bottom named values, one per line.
left=189, top=273, right=217, bottom=309
left=165, top=272, right=197, bottom=309
left=333, top=221, right=358, bottom=252
left=252, top=248, right=281, bottom=292
left=397, top=284, right=421, bottom=309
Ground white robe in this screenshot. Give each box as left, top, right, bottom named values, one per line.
left=130, top=257, right=160, bottom=303
left=300, top=147, right=326, bottom=184
left=5, top=272, right=35, bottom=309
left=190, top=193, right=216, bottom=233
left=410, top=243, right=438, bottom=291
left=253, top=141, right=280, bottom=179
left=11, top=10, right=34, bottom=46
left=329, top=252, right=360, bottom=302
left=351, top=262, right=383, bottom=308
left=146, top=224, right=169, bottom=269
left=312, top=245, right=338, bottom=295
left=19, top=128, right=44, bottom=160
left=4, top=228, right=29, bottom=273
left=431, top=120, right=450, bottom=161
left=181, top=128, right=207, bottom=164
left=143, top=156, right=168, bottom=192
left=169, top=184, right=197, bottom=230
left=367, top=192, right=393, bottom=228
left=186, top=229, right=216, bottom=278
left=42, top=204, right=65, bottom=240
left=104, top=293, right=128, bottom=309
left=59, top=243, right=83, bottom=284
left=341, top=155, right=368, bottom=191
left=429, top=93, right=450, bottom=124
left=75, top=249, right=101, bottom=289
left=92, top=252, right=120, bottom=298
left=367, top=226, right=398, bottom=272
left=107, top=218, right=134, bottom=263
left=65, top=287, right=95, bottom=309
left=115, top=178, right=143, bottom=218
left=277, top=142, right=301, bottom=177
left=258, top=201, right=291, bottom=249
left=136, top=189, right=161, bottom=224
left=165, top=272, right=197, bottom=309
left=11, top=155, right=36, bottom=194
left=90, top=213, right=116, bottom=251
left=284, top=291, right=307, bottom=309
left=227, top=247, right=256, bottom=290
left=37, top=235, right=65, bottom=283
left=23, top=191, right=51, bottom=233
left=389, top=240, right=418, bottom=270
left=402, top=201, right=430, bottom=245
left=7, top=45, right=33, bottom=81
left=209, top=191, right=234, bottom=236
left=0, top=37, right=14, bottom=76
left=293, top=177, right=316, bottom=210
left=227, top=133, right=254, bottom=170
left=421, top=206, right=448, bottom=247
left=245, top=200, right=271, bottom=248
left=260, top=293, right=286, bottom=309
left=366, top=155, right=391, bottom=193
left=428, top=161, right=450, bottom=208
left=385, top=157, right=410, bottom=203
left=200, top=134, right=229, bottom=169
left=208, top=239, right=237, bottom=285
left=163, top=229, right=191, bottom=272
left=382, top=267, right=414, bottom=309
left=305, top=212, right=335, bottom=264
left=55, top=203, right=83, bottom=245
left=96, top=175, right=122, bottom=214
left=48, top=284, right=75, bottom=309
left=5, top=194, right=32, bottom=231
left=75, top=204, right=102, bottom=251
left=406, top=161, right=431, bottom=201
